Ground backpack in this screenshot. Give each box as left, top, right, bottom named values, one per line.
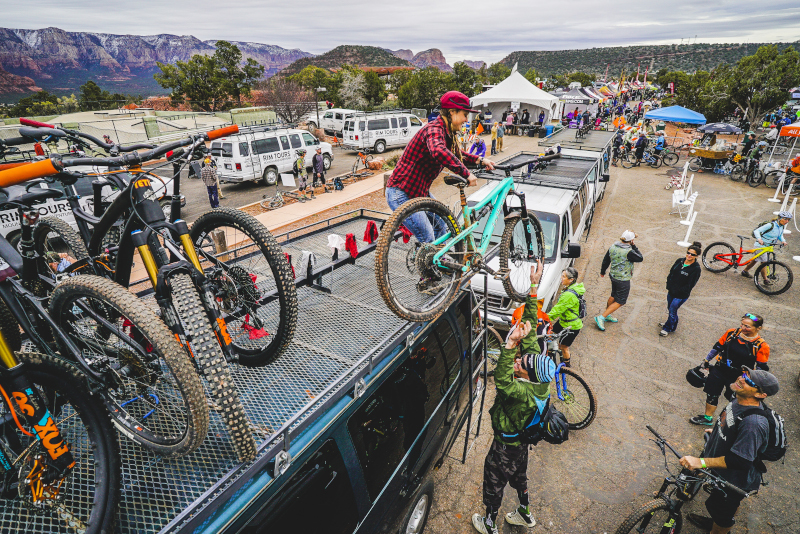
left=719, top=328, right=766, bottom=369
left=293, top=159, right=301, bottom=174
left=499, top=400, right=570, bottom=445
left=565, top=288, right=587, bottom=319
left=752, top=220, right=776, bottom=239
left=333, top=177, right=344, bottom=190
left=734, top=403, right=787, bottom=472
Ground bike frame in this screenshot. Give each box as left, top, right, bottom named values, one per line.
left=715, top=243, right=774, bottom=267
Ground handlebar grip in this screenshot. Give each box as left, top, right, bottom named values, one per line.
left=0, top=136, right=29, bottom=146
left=0, top=158, right=60, bottom=187
left=720, top=480, right=749, bottom=498
left=20, top=117, right=56, bottom=129
left=206, top=125, right=238, bottom=140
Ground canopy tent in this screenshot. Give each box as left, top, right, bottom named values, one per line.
left=580, top=87, right=606, bottom=102
left=470, top=70, right=560, bottom=125
left=779, top=121, right=800, bottom=137
left=644, top=105, right=706, bottom=125
left=560, top=88, right=598, bottom=117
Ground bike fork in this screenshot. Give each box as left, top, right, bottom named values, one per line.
left=512, top=190, right=536, bottom=259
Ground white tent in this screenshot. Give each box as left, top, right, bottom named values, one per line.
left=470, top=70, right=560, bottom=125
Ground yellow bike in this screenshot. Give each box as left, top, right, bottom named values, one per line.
left=702, top=236, right=793, bottom=295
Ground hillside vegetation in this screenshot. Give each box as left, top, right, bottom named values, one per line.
left=501, top=42, right=800, bottom=76
left=280, top=45, right=412, bottom=75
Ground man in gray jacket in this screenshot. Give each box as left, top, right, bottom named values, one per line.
left=595, top=230, right=643, bottom=331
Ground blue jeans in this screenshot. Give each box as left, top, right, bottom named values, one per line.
left=206, top=185, right=219, bottom=208
left=385, top=187, right=448, bottom=243
left=663, top=293, right=688, bottom=332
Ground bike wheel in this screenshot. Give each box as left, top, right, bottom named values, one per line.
left=190, top=208, right=298, bottom=367
left=731, top=164, right=748, bottom=182
left=613, top=498, right=682, bottom=534
left=499, top=211, right=546, bottom=302
left=551, top=367, right=597, bottom=430
left=621, top=153, right=636, bottom=169
left=352, top=157, right=360, bottom=175
left=748, top=169, right=766, bottom=187
left=702, top=242, right=736, bottom=273
left=0, top=352, right=120, bottom=534
left=483, top=326, right=504, bottom=376
left=365, top=155, right=374, bottom=169
left=48, top=275, right=208, bottom=457
left=649, top=155, right=663, bottom=168
left=663, top=152, right=679, bottom=166
left=33, top=216, right=92, bottom=282
left=169, top=272, right=256, bottom=461
left=688, top=158, right=702, bottom=172
left=754, top=260, right=793, bottom=295
left=374, top=197, right=465, bottom=322
left=765, top=170, right=783, bottom=188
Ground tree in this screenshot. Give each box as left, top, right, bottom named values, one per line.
left=79, top=80, right=105, bottom=111
left=487, top=62, right=511, bottom=84
left=6, top=90, right=59, bottom=117
left=57, top=94, right=79, bottom=113
left=524, top=68, right=538, bottom=85
left=252, top=77, right=316, bottom=124
left=363, top=71, right=386, bottom=107
left=387, top=68, right=412, bottom=96
left=397, top=67, right=456, bottom=110
left=213, top=40, right=264, bottom=106
left=707, top=45, right=800, bottom=125
left=453, top=62, right=481, bottom=97
left=289, top=65, right=330, bottom=92
left=567, top=71, right=596, bottom=87
left=339, top=69, right=367, bottom=109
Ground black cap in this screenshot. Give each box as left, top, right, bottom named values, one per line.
left=742, top=366, right=779, bottom=396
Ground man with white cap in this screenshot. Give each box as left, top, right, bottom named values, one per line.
left=595, top=230, right=643, bottom=330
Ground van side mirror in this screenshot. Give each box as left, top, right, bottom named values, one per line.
left=600, top=173, right=610, bottom=182
left=315, top=138, right=320, bottom=145
left=562, top=243, right=581, bottom=259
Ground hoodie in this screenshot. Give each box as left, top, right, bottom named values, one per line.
left=548, top=283, right=586, bottom=330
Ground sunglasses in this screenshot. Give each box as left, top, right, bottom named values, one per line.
left=686, top=251, right=698, bottom=257
left=743, top=313, right=759, bottom=322
left=741, top=372, right=761, bottom=392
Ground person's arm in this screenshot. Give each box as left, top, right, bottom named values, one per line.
left=600, top=250, right=611, bottom=276
left=756, top=342, right=770, bottom=366
left=753, top=223, right=772, bottom=244
left=495, top=321, right=531, bottom=394
left=687, top=264, right=701, bottom=290
left=627, top=243, right=643, bottom=263
left=520, top=261, right=543, bottom=325
left=424, top=124, right=472, bottom=178
left=547, top=291, right=574, bottom=323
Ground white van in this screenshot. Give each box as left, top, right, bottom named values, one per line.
left=211, top=126, right=334, bottom=186
left=341, top=111, right=423, bottom=154
left=539, top=129, right=615, bottom=203
left=319, top=108, right=358, bottom=137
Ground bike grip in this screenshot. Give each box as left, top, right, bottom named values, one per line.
left=0, top=136, right=29, bottom=146
left=206, top=124, right=238, bottom=140
left=721, top=480, right=748, bottom=498
left=0, top=158, right=59, bottom=187
left=19, top=117, right=56, bottom=128
left=0, top=161, right=32, bottom=172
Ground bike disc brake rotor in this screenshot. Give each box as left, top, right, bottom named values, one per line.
left=17, top=453, right=71, bottom=514
left=212, top=265, right=260, bottom=315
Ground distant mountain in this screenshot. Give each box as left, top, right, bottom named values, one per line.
left=0, top=26, right=312, bottom=102
left=388, top=49, right=414, bottom=62
left=0, top=64, right=39, bottom=94
left=501, top=42, right=800, bottom=77
left=280, top=45, right=412, bottom=75
left=411, top=49, right=452, bottom=72
left=462, top=60, right=485, bottom=70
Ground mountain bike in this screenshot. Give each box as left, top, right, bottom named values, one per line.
left=731, top=159, right=764, bottom=184
left=702, top=236, right=792, bottom=295
left=659, top=146, right=680, bottom=167
left=611, top=145, right=629, bottom=166
left=374, top=154, right=549, bottom=322
left=260, top=185, right=314, bottom=210
left=351, top=150, right=374, bottom=176
left=614, top=425, right=750, bottom=534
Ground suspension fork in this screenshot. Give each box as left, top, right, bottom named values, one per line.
left=510, top=188, right=536, bottom=259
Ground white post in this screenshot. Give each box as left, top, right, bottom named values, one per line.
left=680, top=196, right=696, bottom=225
left=773, top=185, right=791, bottom=215
left=677, top=211, right=698, bottom=247
left=768, top=174, right=785, bottom=202
left=783, top=198, right=796, bottom=235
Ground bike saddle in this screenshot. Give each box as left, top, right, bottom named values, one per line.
left=736, top=234, right=750, bottom=241
left=443, top=174, right=468, bottom=187
left=19, top=126, right=66, bottom=140
left=5, top=188, right=63, bottom=208
left=0, top=234, right=23, bottom=274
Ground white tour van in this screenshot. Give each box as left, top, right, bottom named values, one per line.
left=341, top=110, right=423, bottom=154
left=210, top=126, right=334, bottom=186
left=539, top=128, right=615, bottom=203
left=318, top=108, right=358, bottom=137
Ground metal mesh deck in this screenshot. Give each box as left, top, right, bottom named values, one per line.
left=102, top=213, right=409, bottom=533
left=476, top=152, right=595, bottom=190
left=539, top=129, right=615, bottom=151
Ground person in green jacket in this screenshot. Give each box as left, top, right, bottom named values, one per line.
left=472, top=320, right=555, bottom=534
left=294, top=148, right=309, bottom=200
left=510, top=260, right=546, bottom=357
left=547, top=267, right=585, bottom=367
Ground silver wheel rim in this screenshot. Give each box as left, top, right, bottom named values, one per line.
left=406, top=494, right=429, bottom=534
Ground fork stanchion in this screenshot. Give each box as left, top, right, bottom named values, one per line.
left=677, top=211, right=698, bottom=247
left=768, top=174, right=785, bottom=203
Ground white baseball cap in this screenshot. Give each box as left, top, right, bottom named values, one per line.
left=621, top=230, right=636, bottom=241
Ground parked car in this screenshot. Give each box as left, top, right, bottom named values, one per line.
left=342, top=110, right=423, bottom=154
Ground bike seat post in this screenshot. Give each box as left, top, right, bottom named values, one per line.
left=459, top=183, right=467, bottom=208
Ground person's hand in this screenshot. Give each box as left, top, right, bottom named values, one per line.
left=467, top=175, right=478, bottom=187
left=679, top=455, right=704, bottom=470
left=529, top=259, right=543, bottom=285
left=482, top=158, right=496, bottom=170
left=507, top=321, right=531, bottom=347
left=781, top=240, right=787, bottom=247
left=701, top=359, right=710, bottom=369
left=758, top=239, right=764, bottom=246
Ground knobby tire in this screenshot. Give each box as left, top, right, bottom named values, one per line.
left=702, top=242, right=736, bottom=273
left=613, top=498, right=682, bottom=534
left=754, top=260, right=793, bottom=295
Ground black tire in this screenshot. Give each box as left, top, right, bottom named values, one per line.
left=400, top=481, right=434, bottom=534
left=702, top=242, right=736, bottom=273
left=169, top=273, right=256, bottom=462
left=261, top=166, right=279, bottom=186
left=49, top=275, right=208, bottom=457
left=748, top=169, right=766, bottom=187
left=483, top=326, right=504, bottom=376
left=33, top=216, right=92, bottom=282
left=663, top=152, right=679, bottom=166
left=688, top=158, right=702, bottom=172
left=0, top=352, right=120, bottom=534
left=730, top=165, right=746, bottom=182
left=765, top=170, right=783, bottom=189
left=621, top=153, right=637, bottom=169
left=189, top=207, right=298, bottom=367
left=352, top=157, right=360, bottom=175
left=374, top=140, right=386, bottom=154
left=499, top=211, right=546, bottom=302
left=552, top=367, right=597, bottom=430
left=613, top=498, right=682, bottom=534
left=754, top=260, right=793, bottom=295
left=374, top=197, right=464, bottom=322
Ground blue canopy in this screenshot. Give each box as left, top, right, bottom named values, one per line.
left=644, top=105, right=706, bottom=124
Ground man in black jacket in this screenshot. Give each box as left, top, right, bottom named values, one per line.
left=311, top=147, right=327, bottom=192
left=740, top=133, right=756, bottom=157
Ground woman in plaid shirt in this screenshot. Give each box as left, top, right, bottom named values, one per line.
left=386, top=91, right=496, bottom=243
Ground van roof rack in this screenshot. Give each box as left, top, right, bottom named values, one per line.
left=476, top=151, right=596, bottom=190
left=349, top=109, right=413, bottom=118
left=231, top=123, right=297, bottom=136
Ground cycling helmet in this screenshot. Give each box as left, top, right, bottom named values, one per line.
left=521, top=353, right=556, bottom=384
left=540, top=406, right=570, bottom=444
left=685, top=365, right=707, bottom=388
left=296, top=148, right=306, bottom=156
left=758, top=141, right=768, bottom=147
left=778, top=210, right=793, bottom=220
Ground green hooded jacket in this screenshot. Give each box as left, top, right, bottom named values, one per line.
left=548, top=283, right=585, bottom=330
left=518, top=292, right=543, bottom=356
left=489, top=344, right=551, bottom=446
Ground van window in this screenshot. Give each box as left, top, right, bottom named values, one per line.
left=561, top=213, right=570, bottom=252
left=240, top=440, right=357, bottom=534
left=238, top=142, right=249, bottom=157
left=279, top=136, right=290, bottom=150
left=252, top=138, right=281, bottom=155
left=210, top=142, right=233, bottom=158
left=348, top=319, right=458, bottom=499
left=368, top=119, right=390, bottom=131
left=569, top=196, right=582, bottom=234
left=410, top=116, right=422, bottom=126
left=289, top=134, right=302, bottom=148
left=302, top=133, right=318, bottom=146
left=335, top=113, right=342, bottom=120
left=344, top=121, right=352, bottom=131
left=359, top=121, right=366, bottom=131
left=399, top=117, right=408, bottom=128
left=323, top=112, right=333, bottom=119
left=391, top=118, right=398, bottom=128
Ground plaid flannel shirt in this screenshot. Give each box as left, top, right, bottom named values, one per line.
left=387, top=116, right=480, bottom=198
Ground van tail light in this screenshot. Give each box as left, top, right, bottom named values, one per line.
left=235, top=163, right=242, bottom=171
left=355, top=135, right=359, bottom=140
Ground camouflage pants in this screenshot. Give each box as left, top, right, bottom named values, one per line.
left=482, top=439, right=528, bottom=510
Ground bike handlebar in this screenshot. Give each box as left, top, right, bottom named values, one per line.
left=0, top=136, right=30, bottom=147
left=0, top=159, right=59, bottom=187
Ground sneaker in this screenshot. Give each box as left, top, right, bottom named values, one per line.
left=658, top=322, right=666, bottom=328
left=659, top=330, right=669, bottom=337
left=741, top=270, right=752, bottom=278
left=687, top=513, right=714, bottom=532
left=472, top=514, right=499, bottom=534
left=689, top=415, right=714, bottom=426
left=604, top=315, right=619, bottom=323
left=506, top=506, right=536, bottom=528
left=594, top=316, right=606, bottom=331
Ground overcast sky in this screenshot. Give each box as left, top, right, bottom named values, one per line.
left=4, top=1, right=800, bottom=64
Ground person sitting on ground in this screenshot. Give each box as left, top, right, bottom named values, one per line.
left=545, top=267, right=585, bottom=367
left=689, top=314, right=770, bottom=426
left=741, top=212, right=791, bottom=279
left=680, top=367, right=779, bottom=534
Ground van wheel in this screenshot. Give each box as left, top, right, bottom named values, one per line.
left=374, top=140, right=386, bottom=154
left=401, top=481, right=434, bottom=534
left=322, top=154, right=332, bottom=170
left=262, top=167, right=279, bottom=186
left=307, top=122, right=317, bottom=133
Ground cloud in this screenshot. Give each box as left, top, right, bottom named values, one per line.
left=3, top=0, right=800, bottom=64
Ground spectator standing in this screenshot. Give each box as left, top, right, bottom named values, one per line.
left=469, top=137, right=487, bottom=158
left=538, top=110, right=545, bottom=125
left=294, top=149, right=309, bottom=201
left=659, top=242, right=702, bottom=336
left=612, top=128, right=624, bottom=166
left=497, top=122, right=505, bottom=152
left=490, top=122, right=499, bottom=155
left=200, top=157, right=220, bottom=209
left=520, top=109, right=530, bottom=124
left=634, top=131, right=647, bottom=165
left=680, top=368, right=779, bottom=534
left=595, top=230, right=643, bottom=330
left=546, top=267, right=585, bottom=366
left=311, top=146, right=327, bottom=192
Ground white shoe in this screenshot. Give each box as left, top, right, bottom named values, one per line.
left=472, top=514, right=499, bottom=534
left=506, top=507, right=536, bottom=528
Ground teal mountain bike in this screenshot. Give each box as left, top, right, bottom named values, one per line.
left=375, top=155, right=549, bottom=321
